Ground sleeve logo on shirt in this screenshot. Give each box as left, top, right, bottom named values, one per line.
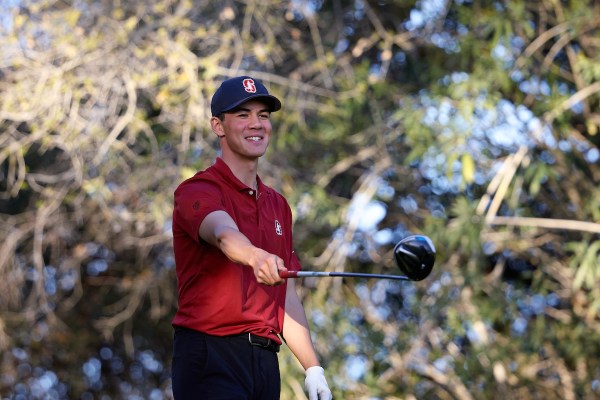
left=192, top=201, right=200, bottom=210
left=274, top=220, right=282, bottom=236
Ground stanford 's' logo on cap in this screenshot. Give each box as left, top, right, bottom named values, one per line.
left=242, top=78, right=257, bottom=93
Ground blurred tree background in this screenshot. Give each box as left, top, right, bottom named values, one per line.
left=1, top=0, right=599, bottom=398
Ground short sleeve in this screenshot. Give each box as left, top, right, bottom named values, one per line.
left=173, top=179, right=224, bottom=243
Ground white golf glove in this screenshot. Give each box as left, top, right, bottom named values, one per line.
left=305, top=366, right=332, bottom=400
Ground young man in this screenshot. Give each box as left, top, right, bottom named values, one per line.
left=171, top=76, right=332, bottom=400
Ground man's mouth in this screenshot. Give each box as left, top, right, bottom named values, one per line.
left=247, top=136, right=262, bottom=142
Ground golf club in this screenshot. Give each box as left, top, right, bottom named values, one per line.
left=280, top=234, right=436, bottom=281
left=280, top=270, right=415, bottom=281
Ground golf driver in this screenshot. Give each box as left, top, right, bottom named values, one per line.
left=280, top=234, right=436, bottom=281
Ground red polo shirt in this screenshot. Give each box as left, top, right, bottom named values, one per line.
left=171, top=158, right=301, bottom=343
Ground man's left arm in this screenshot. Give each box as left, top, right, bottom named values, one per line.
left=283, top=280, right=332, bottom=400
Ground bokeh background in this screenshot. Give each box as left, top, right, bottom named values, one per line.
left=1, top=0, right=599, bottom=399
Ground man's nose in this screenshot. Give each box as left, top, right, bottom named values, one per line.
left=248, top=113, right=262, bottom=127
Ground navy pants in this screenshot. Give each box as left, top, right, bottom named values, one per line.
left=172, top=327, right=281, bottom=400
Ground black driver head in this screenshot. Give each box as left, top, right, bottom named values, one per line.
left=393, top=235, right=436, bottom=281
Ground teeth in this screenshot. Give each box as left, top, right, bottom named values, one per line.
left=248, top=137, right=261, bottom=141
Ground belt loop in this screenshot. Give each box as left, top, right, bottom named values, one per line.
left=246, top=333, right=279, bottom=352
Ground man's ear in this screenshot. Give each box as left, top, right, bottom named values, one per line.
left=210, top=116, right=225, bottom=138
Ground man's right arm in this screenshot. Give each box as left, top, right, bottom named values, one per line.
left=199, top=210, right=286, bottom=285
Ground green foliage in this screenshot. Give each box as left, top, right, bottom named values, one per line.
left=524, top=161, right=557, bottom=197
left=448, top=197, right=485, bottom=256
left=567, top=240, right=600, bottom=290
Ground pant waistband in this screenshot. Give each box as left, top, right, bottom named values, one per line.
left=173, top=327, right=280, bottom=353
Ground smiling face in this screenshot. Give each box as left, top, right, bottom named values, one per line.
left=211, top=100, right=273, bottom=163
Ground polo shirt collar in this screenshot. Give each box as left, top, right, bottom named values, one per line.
left=213, top=157, right=269, bottom=194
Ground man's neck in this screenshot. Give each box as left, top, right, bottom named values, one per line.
left=221, top=155, right=259, bottom=189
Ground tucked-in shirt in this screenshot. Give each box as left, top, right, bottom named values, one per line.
left=171, top=158, right=301, bottom=343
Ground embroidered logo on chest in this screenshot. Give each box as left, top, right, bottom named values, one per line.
left=274, top=220, right=282, bottom=236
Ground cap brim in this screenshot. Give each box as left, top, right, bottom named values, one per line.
left=221, top=94, right=282, bottom=114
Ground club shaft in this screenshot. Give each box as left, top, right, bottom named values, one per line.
left=280, top=270, right=410, bottom=281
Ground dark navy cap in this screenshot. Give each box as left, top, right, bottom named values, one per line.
left=210, top=76, right=282, bottom=116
